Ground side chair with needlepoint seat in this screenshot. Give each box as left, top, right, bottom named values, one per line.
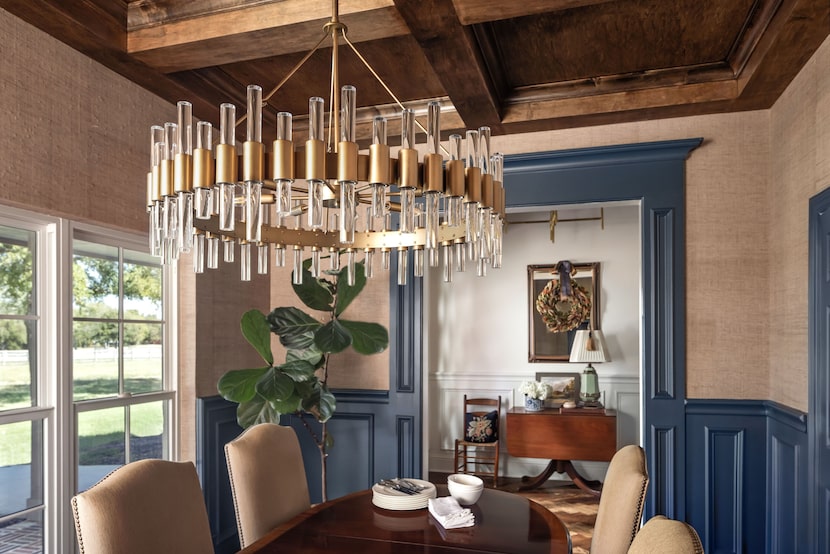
left=453, top=395, right=502, bottom=487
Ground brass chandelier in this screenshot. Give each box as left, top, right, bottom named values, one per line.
left=145, top=0, right=505, bottom=286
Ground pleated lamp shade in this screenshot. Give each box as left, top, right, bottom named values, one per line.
left=569, top=330, right=610, bottom=363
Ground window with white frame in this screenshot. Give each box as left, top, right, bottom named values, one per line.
left=0, top=221, right=47, bottom=551
left=71, top=230, right=175, bottom=492
left=0, top=208, right=176, bottom=553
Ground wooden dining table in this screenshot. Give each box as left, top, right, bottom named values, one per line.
left=238, top=484, right=572, bottom=553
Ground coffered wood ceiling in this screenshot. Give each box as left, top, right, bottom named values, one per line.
left=2, top=0, right=827, bottom=143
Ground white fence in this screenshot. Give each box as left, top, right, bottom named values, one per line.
left=1, top=345, right=161, bottom=364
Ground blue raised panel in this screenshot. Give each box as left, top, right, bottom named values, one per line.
left=705, top=428, right=744, bottom=554
left=650, top=207, right=676, bottom=400
left=769, top=435, right=799, bottom=552
left=651, top=425, right=677, bottom=517
left=197, top=397, right=243, bottom=554
left=325, top=413, right=375, bottom=497
left=767, top=402, right=808, bottom=553
left=397, top=416, right=415, bottom=476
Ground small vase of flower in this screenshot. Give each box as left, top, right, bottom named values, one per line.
left=518, top=380, right=552, bottom=412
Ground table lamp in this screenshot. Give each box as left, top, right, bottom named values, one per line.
left=569, top=329, right=610, bottom=407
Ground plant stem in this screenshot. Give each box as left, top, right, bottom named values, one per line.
left=320, top=421, right=328, bottom=502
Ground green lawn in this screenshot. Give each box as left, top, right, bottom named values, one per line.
left=1, top=359, right=165, bottom=467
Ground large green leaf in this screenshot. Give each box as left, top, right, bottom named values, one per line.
left=240, top=309, right=273, bottom=365
left=271, top=394, right=302, bottom=415
left=255, top=367, right=295, bottom=400
left=292, top=262, right=334, bottom=311
left=339, top=320, right=389, bottom=355
left=217, top=367, right=269, bottom=403
left=301, top=383, right=336, bottom=422
left=314, top=319, right=352, bottom=353
left=267, top=307, right=320, bottom=350
left=279, top=359, right=317, bottom=382
left=286, top=347, right=324, bottom=368
left=334, top=262, right=366, bottom=316
left=236, top=396, right=279, bottom=428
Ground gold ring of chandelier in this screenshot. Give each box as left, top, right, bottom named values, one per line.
left=145, top=4, right=505, bottom=287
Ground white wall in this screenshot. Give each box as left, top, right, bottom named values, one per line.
left=425, top=202, right=641, bottom=482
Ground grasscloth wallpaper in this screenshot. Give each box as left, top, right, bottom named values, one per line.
left=0, top=10, right=170, bottom=233
left=2, top=5, right=827, bottom=436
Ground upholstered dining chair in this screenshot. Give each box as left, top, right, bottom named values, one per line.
left=590, top=444, right=649, bottom=554
left=627, top=515, right=704, bottom=553
left=225, top=423, right=311, bottom=548
left=70, top=459, right=213, bottom=554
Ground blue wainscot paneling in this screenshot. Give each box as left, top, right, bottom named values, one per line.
left=196, top=396, right=243, bottom=554
left=686, top=400, right=807, bottom=554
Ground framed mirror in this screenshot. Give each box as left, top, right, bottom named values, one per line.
left=528, top=262, right=600, bottom=362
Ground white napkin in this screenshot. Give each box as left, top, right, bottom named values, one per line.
left=428, top=496, right=475, bottom=529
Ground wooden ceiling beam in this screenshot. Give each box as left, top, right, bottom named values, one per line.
left=502, top=79, right=738, bottom=124
left=451, top=0, right=617, bottom=25
left=392, top=0, right=504, bottom=133
left=2, top=0, right=126, bottom=51
left=126, top=0, right=409, bottom=73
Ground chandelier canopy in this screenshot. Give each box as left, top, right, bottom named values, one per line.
left=146, top=0, right=505, bottom=286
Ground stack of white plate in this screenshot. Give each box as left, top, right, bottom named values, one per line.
left=371, top=479, right=437, bottom=510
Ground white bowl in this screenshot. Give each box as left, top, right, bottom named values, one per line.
left=448, top=481, right=483, bottom=505
left=447, top=474, right=484, bottom=489
left=447, top=474, right=484, bottom=505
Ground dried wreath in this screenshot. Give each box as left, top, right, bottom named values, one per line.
left=535, top=279, right=592, bottom=333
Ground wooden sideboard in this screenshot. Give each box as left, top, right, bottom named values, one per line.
left=506, top=407, right=617, bottom=495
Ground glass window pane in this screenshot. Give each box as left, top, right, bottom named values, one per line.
left=129, top=401, right=167, bottom=462
left=124, top=323, right=162, bottom=394
left=78, top=407, right=124, bottom=492
left=0, top=320, right=35, bottom=411
left=73, top=241, right=119, bottom=319
left=123, top=260, right=162, bottom=321
left=0, top=420, right=44, bottom=517
left=0, top=225, right=35, bottom=316
left=73, top=322, right=119, bottom=400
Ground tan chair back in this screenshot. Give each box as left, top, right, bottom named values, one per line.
left=627, top=515, right=704, bottom=553
left=225, top=423, right=311, bottom=547
left=590, top=444, right=649, bottom=554
left=71, top=459, right=213, bottom=554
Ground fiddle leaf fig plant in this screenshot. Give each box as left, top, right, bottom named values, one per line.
left=217, top=258, right=388, bottom=500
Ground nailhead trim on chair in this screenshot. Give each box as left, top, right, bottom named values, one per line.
left=71, top=496, right=85, bottom=554
left=684, top=521, right=705, bottom=554
left=628, top=458, right=649, bottom=548
left=71, top=465, right=122, bottom=554
left=224, top=443, right=247, bottom=547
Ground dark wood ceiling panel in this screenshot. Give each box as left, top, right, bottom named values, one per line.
left=487, top=0, right=757, bottom=87
left=210, top=35, right=445, bottom=118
